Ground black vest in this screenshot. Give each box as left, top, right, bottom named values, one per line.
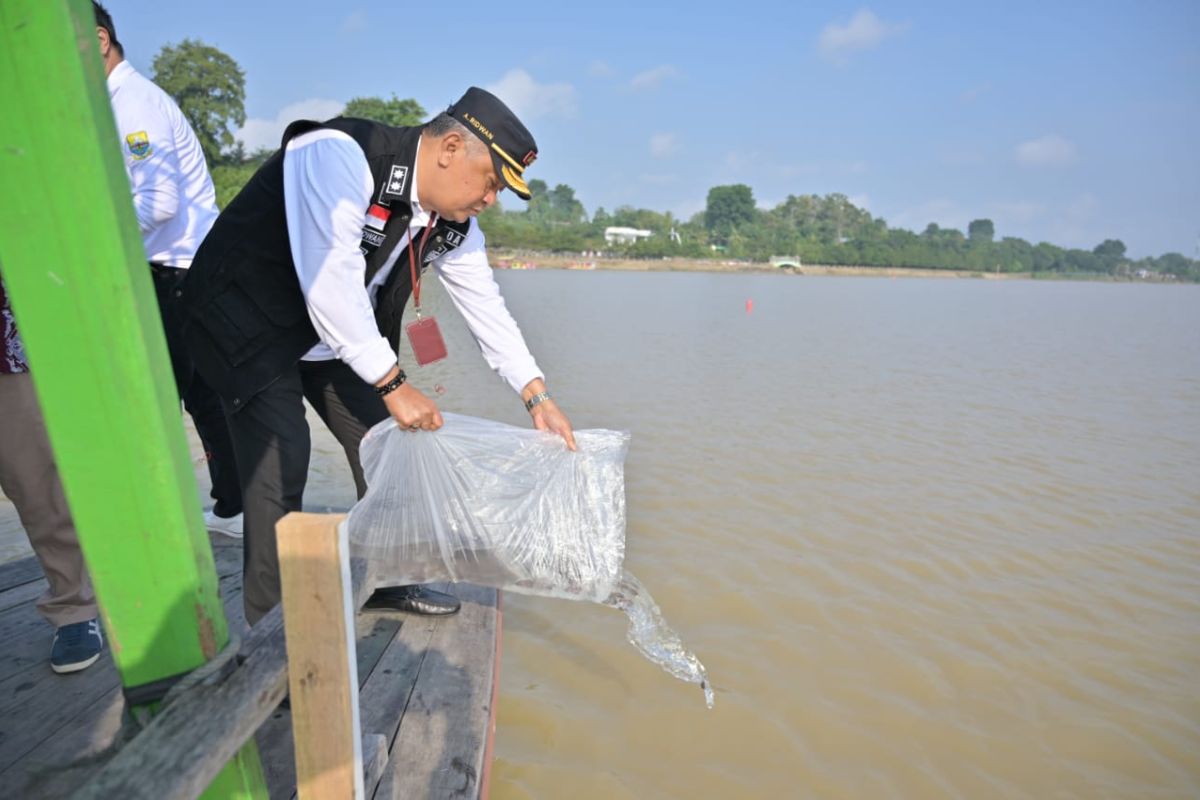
left=179, top=118, right=470, bottom=409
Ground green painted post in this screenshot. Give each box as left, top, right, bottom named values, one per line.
left=0, top=1, right=267, bottom=796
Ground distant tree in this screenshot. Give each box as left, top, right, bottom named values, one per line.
left=545, top=183, right=587, bottom=223
left=152, top=39, right=245, bottom=164
left=342, top=95, right=426, bottom=127
left=210, top=147, right=272, bottom=209
left=705, top=184, right=756, bottom=239
left=524, top=179, right=551, bottom=219
left=968, top=218, right=995, bottom=243
left=1093, top=239, right=1126, bottom=260
left=609, top=205, right=672, bottom=233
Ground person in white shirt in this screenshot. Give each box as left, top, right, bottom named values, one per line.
left=179, top=88, right=575, bottom=624
left=95, top=2, right=242, bottom=537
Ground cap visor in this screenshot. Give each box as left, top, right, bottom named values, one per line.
left=499, top=162, right=531, bottom=200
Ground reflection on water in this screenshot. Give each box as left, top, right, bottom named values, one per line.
left=3, top=272, right=1197, bottom=797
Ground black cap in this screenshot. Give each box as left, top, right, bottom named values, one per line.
left=446, top=87, right=538, bottom=200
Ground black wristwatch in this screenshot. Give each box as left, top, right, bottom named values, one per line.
left=374, top=368, right=407, bottom=397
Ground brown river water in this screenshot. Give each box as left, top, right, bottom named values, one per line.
left=3, top=270, right=1198, bottom=798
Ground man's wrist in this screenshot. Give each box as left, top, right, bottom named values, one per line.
left=374, top=367, right=407, bottom=397
left=524, top=391, right=551, bottom=412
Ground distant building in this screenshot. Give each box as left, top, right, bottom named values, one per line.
left=604, top=226, right=653, bottom=246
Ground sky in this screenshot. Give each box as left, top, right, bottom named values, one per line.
left=105, top=0, right=1199, bottom=258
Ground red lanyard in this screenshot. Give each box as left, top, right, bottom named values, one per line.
left=408, top=213, right=438, bottom=314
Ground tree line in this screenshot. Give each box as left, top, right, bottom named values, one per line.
left=152, top=40, right=1198, bottom=281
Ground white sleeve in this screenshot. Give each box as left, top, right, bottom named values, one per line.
left=433, top=220, right=543, bottom=394
left=283, top=132, right=397, bottom=384
left=117, top=96, right=180, bottom=235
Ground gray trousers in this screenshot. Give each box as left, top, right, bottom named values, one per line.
left=0, top=373, right=97, bottom=627
left=224, top=359, right=389, bottom=625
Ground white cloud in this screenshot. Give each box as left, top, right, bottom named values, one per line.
left=485, top=69, right=577, bottom=119
left=589, top=60, right=613, bottom=77
left=630, top=65, right=679, bottom=91
left=649, top=133, right=677, bottom=158
left=848, top=194, right=871, bottom=210
left=1015, top=134, right=1078, bottom=167
left=818, top=9, right=908, bottom=65
left=236, top=98, right=345, bottom=152
left=340, top=10, right=367, bottom=35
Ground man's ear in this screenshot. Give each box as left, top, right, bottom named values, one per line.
left=96, top=27, right=111, bottom=57
left=436, top=131, right=466, bottom=167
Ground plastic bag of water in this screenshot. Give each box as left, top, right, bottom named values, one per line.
left=346, top=413, right=712, bottom=707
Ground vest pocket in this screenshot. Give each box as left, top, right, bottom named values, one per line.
left=199, top=283, right=276, bottom=366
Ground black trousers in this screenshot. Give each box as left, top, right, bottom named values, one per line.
left=151, top=264, right=242, bottom=518
left=223, top=358, right=389, bottom=624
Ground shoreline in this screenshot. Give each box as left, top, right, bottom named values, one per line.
left=493, top=252, right=1193, bottom=283
left=493, top=253, right=1074, bottom=281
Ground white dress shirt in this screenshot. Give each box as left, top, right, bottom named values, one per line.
left=282, top=129, right=542, bottom=392
left=106, top=61, right=219, bottom=268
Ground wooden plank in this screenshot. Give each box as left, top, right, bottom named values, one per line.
left=277, top=512, right=363, bottom=800
left=251, top=527, right=378, bottom=800
left=0, top=535, right=235, bottom=621
left=0, top=685, right=126, bottom=798
left=357, top=592, right=444, bottom=745
left=0, top=598, right=63, bottom=684
left=0, top=539, right=237, bottom=683
left=253, top=613, right=403, bottom=800
left=0, top=646, right=119, bottom=773
left=0, top=576, right=47, bottom=614
left=362, top=734, right=388, bottom=797
left=72, top=606, right=288, bottom=800
left=0, top=556, right=43, bottom=592
left=0, top=537, right=250, bottom=784
left=373, top=583, right=500, bottom=800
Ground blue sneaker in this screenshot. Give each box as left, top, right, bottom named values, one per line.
left=50, top=618, right=104, bottom=674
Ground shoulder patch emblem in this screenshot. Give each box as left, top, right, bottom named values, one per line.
left=379, top=164, right=408, bottom=202
left=125, top=131, right=152, bottom=160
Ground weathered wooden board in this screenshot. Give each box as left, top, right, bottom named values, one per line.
left=373, top=583, right=500, bottom=800
left=0, top=537, right=499, bottom=800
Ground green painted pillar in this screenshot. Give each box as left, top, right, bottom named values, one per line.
left=0, top=1, right=266, bottom=796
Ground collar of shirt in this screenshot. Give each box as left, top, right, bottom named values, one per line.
left=407, top=137, right=433, bottom=230
left=106, top=59, right=136, bottom=98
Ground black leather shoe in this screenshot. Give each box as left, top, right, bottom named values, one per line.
left=364, top=585, right=461, bottom=616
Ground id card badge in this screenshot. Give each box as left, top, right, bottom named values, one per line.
left=406, top=315, right=448, bottom=366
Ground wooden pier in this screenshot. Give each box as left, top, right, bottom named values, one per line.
left=0, top=521, right=501, bottom=799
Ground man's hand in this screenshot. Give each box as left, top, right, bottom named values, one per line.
left=522, top=378, right=576, bottom=451
left=378, top=371, right=443, bottom=432
left=531, top=398, right=576, bottom=451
